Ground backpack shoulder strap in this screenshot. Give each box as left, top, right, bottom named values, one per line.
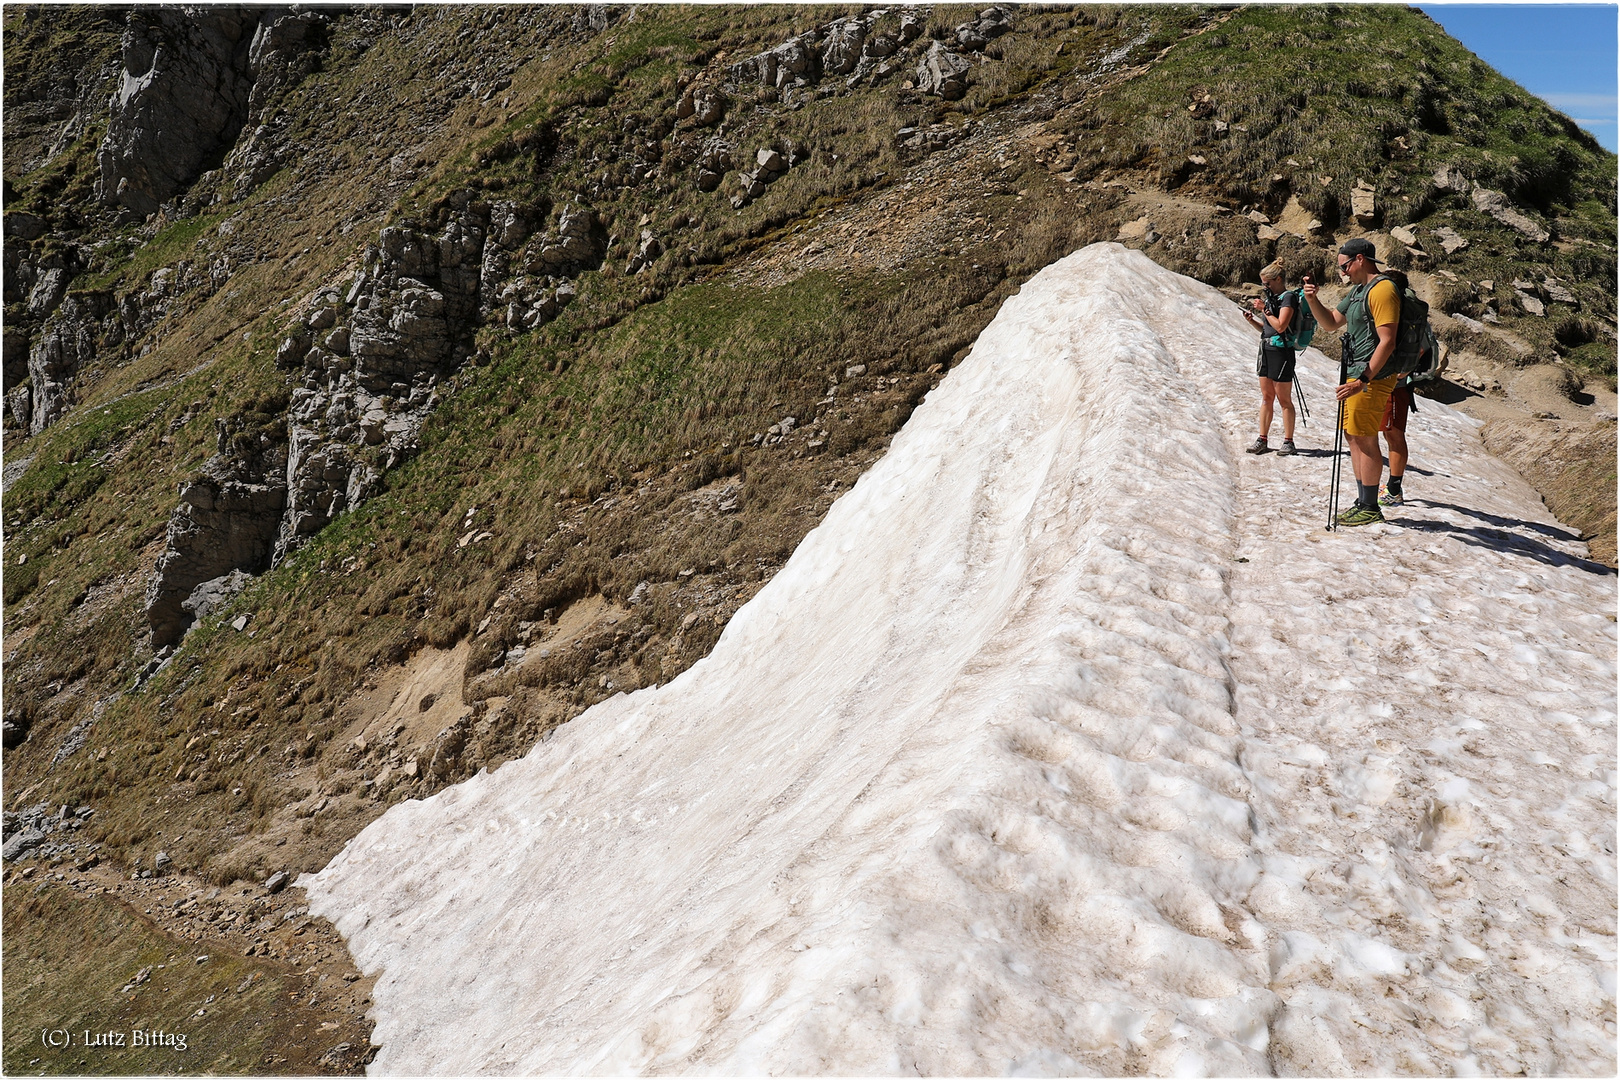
left=1365, top=274, right=1404, bottom=319
left=1346, top=277, right=1371, bottom=314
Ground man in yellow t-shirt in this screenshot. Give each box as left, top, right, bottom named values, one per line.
left=1302, top=238, right=1400, bottom=527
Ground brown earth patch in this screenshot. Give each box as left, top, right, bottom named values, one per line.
left=1479, top=418, right=1618, bottom=566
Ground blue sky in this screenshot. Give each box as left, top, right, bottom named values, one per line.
left=1419, top=3, right=1618, bottom=152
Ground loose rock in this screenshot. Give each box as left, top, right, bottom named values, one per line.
left=1541, top=278, right=1577, bottom=306
left=1117, top=217, right=1159, bottom=245
left=1471, top=188, right=1550, bottom=242
left=1350, top=181, right=1378, bottom=225
left=1431, top=164, right=1470, bottom=195
left=1433, top=226, right=1469, bottom=254
left=916, top=43, right=971, bottom=101
left=1514, top=289, right=1546, bottom=317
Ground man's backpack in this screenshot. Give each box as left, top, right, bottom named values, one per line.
left=1354, top=271, right=1441, bottom=379
left=1403, top=319, right=1445, bottom=385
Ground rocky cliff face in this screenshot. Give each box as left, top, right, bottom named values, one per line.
left=97, top=6, right=259, bottom=218
left=276, top=209, right=484, bottom=563
left=96, top=6, right=330, bottom=219
left=23, top=5, right=1039, bottom=623
left=139, top=186, right=606, bottom=638
left=3, top=6, right=330, bottom=441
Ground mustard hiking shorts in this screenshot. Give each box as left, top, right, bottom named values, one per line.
left=1341, top=375, right=1400, bottom=436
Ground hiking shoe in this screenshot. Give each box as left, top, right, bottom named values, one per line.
left=1378, top=485, right=1404, bottom=506
left=1244, top=437, right=1269, bottom=455
left=1335, top=504, right=1385, bottom=527
left=1277, top=439, right=1297, bottom=456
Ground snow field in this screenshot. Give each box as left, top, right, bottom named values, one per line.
left=1135, top=249, right=1616, bottom=1075
left=304, top=244, right=1615, bottom=1076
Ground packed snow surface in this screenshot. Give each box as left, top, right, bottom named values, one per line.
left=305, top=244, right=1616, bottom=1076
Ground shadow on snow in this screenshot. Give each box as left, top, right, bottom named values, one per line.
left=1394, top=499, right=1613, bottom=576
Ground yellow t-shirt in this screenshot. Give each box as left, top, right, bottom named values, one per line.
left=1366, top=277, right=1400, bottom=328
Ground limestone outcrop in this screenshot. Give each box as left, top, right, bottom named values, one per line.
left=140, top=187, right=606, bottom=641
left=723, top=5, right=959, bottom=106
left=145, top=412, right=289, bottom=647
left=275, top=205, right=488, bottom=561
left=27, top=290, right=117, bottom=434
left=96, top=7, right=260, bottom=217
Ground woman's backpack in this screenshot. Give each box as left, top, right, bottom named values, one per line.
left=1286, top=287, right=1316, bottom=350
left=1268, top=287, right=1316, bottom=350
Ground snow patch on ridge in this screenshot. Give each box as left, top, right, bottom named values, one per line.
left=304, top=245, right=1616, bottom=1076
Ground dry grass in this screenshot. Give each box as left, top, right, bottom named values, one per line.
left=2, top=881, right=363, bottom=1075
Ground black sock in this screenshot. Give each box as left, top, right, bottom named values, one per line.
left=1388, top=474, right=1403, bottom=495
left=1359, top=482, right=1377, bottom=508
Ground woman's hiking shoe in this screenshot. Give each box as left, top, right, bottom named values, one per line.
left=1244, top=437, right=1269, bottom=454
left=1277, top=439, right=1297, bottom=456
left=1335, top=504, right=1385, bottom=527
left=1378, top=485, right=1404, bottom=506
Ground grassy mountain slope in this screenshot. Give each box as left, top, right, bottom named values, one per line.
left=4, top=4, right=1615, bottom=1068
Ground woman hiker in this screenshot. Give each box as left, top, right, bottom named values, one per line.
left=1241, top=261, right=1298, bottom=455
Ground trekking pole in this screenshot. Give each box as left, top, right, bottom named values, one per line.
left=1294, top=380, right=1311, bottom=427
left=1327, top=399, right=1344, bottom=530
left=1327, top=344, right=1347, bottom=531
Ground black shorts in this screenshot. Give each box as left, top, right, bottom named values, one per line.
left=1257, top=343, right=1296, bottom=383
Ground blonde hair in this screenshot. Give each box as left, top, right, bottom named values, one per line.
left=1260, top=261, right=1286, bottom=283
